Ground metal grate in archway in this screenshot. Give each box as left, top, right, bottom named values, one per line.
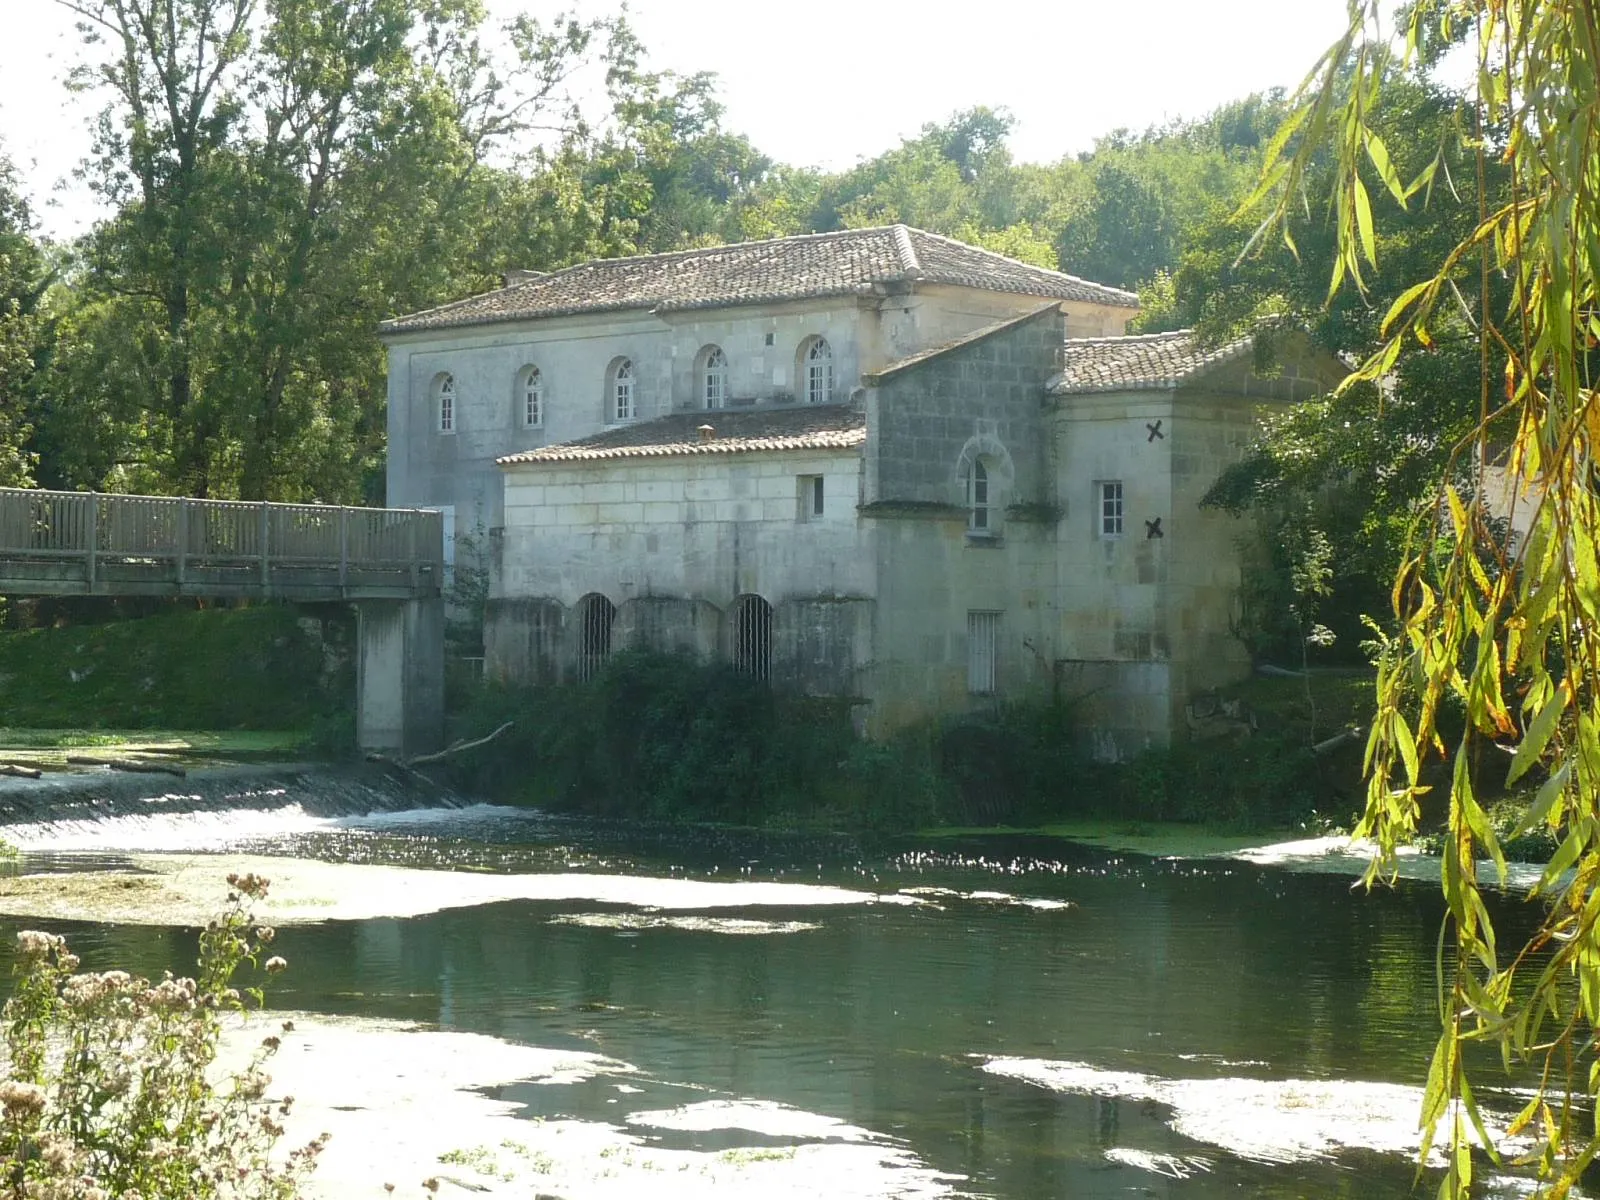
left=576, top=593, right=616, bottom=682
left=733, top=594, right=773, bottom=682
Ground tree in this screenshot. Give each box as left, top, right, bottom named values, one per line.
left=57, top=0, right=624, bottom=501
left=0, top=148, right=51, bottom=489
left=1248, top=3, right=1600, bottom=1194
left=1175, top=71, right=1497, bottom=664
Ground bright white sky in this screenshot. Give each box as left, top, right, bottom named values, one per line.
left=0, top=0, right=1355, bottom=239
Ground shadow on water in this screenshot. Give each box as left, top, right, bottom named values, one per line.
left=0, top=772, right=1570, bottom=1198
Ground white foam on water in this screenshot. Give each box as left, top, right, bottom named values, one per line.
left=980, top=1057, right=1516, bottom=1167
left=549, top=913, right=823, bottom=935
left=896, top=886, right=1072, bottom=911
left=222, top=1014, right=964, bottom=1199
left=0, top=852, right=929, bottom=925
left=0, top=801, right=531, bottom=854
left=626, top=1100, right=880, bottom=1142
left=1228, top=836, right=1549, bottom=890
left=1102, top=1148, right=1213, bottom=1178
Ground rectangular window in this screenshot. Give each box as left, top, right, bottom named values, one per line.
left=1099, top=480, right=1124, bottom=537
left=439, top=392, right=453, bottom=433
left=967, top=611, right=1000, bottom=695
left=798, top=475, right=825, bottom=520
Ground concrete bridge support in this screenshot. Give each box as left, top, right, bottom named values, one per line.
left=356, top=597, right=445, bottom=755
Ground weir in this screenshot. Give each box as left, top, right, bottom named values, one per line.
left=0, top=487, right=447, bottom=754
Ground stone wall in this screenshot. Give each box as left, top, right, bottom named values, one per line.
left=483, top=592, right=873, bottom=692
left=864, top=306, right=1064, bottom=513
left=853, top=307, right=1066, bottom=733
left=382, top=288, right=1128, bottom=548
left=488, top=446, right=873, bottom=688
left=383, top=300, right=869, bottom=540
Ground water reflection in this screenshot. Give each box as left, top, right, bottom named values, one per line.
left=0, top=808, right=1555, bottom=1198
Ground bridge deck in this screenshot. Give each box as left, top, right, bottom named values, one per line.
left=0, top=488, right=443, bottom=601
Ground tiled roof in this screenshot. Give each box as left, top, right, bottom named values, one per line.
left=1050, top=329, right=1256, bottom=394
left=384, top=226, right=1138, bottom=334
left=498, top=405, right=866, bottom=466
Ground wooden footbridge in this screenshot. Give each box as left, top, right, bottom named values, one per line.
left=0, top=487, right=443, bottom=600
left=0, top=487, right=446, bottom=753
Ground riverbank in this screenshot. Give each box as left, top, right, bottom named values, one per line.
left=441, top=652, right=1378, bottom=836
left=0, top=606, right=1381, bottom=838
left=0, top=603, right=350, bottom=732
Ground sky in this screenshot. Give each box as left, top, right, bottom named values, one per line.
left=0, top=0, right=1356, bottom=239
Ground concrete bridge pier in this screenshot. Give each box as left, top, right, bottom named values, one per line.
left=356, top=597, right=445, bottom=755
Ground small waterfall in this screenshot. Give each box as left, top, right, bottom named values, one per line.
left=0, top=763, right=464, bottom=854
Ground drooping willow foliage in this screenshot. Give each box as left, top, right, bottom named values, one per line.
left=1246, top=1, right=1600, bottom=1195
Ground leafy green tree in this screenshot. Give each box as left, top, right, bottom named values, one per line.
left=56, top=0, right=623, bottom=501
left=0, top=149, right=51, bottom=488
left=1174, top=71, right=1497, bottom=663
left=1250, top=2, right=1600, bottom=1193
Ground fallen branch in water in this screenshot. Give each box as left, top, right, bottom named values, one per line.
left=65, top=755, right=188, bottom=778
left=406, top=722, right=515, bottom=767
left=0, top=762, right=43, bottom=779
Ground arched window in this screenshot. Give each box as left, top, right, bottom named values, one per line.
left=801, top=337, right=833, bottom=405
left=609, top=358, right=635, bottom=422
left=434, top=373, right=455, bottom=433
left=576, top=593, right=617, bottom=682
left=966, top=458, right=991, bottom=532
left=518, top=366, right=543, bottom=429
left=957, top=437, right=1012, bottom=537
left=733, top=594, right=774, bottom=682
left=702, top=346, right=728, bottom=409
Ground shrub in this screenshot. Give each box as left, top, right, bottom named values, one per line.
left=446, top=651, right=945, bottom=829
left=1, top=875, right=324, bottom=1198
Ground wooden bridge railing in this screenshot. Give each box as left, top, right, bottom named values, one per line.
left=0, top=488, right=444, bottom=597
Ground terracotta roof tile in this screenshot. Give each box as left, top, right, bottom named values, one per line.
left=498, top=405, right=866, bottom=465
left=384, top=226, right=1138, bottom=334
left=1050, top=329, right=1255, bottom=394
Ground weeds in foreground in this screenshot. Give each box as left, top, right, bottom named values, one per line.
left=1, top=874, right=325, bottom=1199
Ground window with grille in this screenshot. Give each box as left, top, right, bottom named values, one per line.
left=576, top=593, right=616, bottom=682
left=703, top=346, right=728, bottom=409
left=968, top=611, right=1000, bottom=695
left=520, top=366, right=542, bottom=428
left=436, top=373, right=455, bottom=433
left=797, top=475, right=824, bottom=521
left=1099, top=480, right=1124, bottom=537
left=733, top=594, right=774, bottom=681
left=967, top=459, right=990, bottom=532
left=611, top=358, right=635, bottom=421
left=804, top=338, right=833, bottom=405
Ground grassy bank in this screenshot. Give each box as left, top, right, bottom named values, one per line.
left=444, top=652, right=1377, bottom=835
left=0, top=604, right=351, bottom=734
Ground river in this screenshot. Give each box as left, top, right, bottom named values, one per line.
left=0, top=768, right=1566, bottom=1198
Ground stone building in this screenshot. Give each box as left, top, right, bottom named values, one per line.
left=379, top=226, right=1342, bottom=752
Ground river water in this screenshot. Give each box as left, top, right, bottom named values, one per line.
left=0, top=770, right=1565, bottom=1198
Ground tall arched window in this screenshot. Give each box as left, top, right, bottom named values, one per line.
left=702, top=346, right=728, bottom=409
left=801, top=337, right=833, bottom=405
left=518, top=366, right=543, bottom=429
left=733, top=594, right=774, bottom=681
left=434, top=373, right=455, bottom=433
left=966, top=458, right=991, bottom=532
left=576, top=593, right=617, bottom=682
left=609, top=358, right=635, bottom=422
